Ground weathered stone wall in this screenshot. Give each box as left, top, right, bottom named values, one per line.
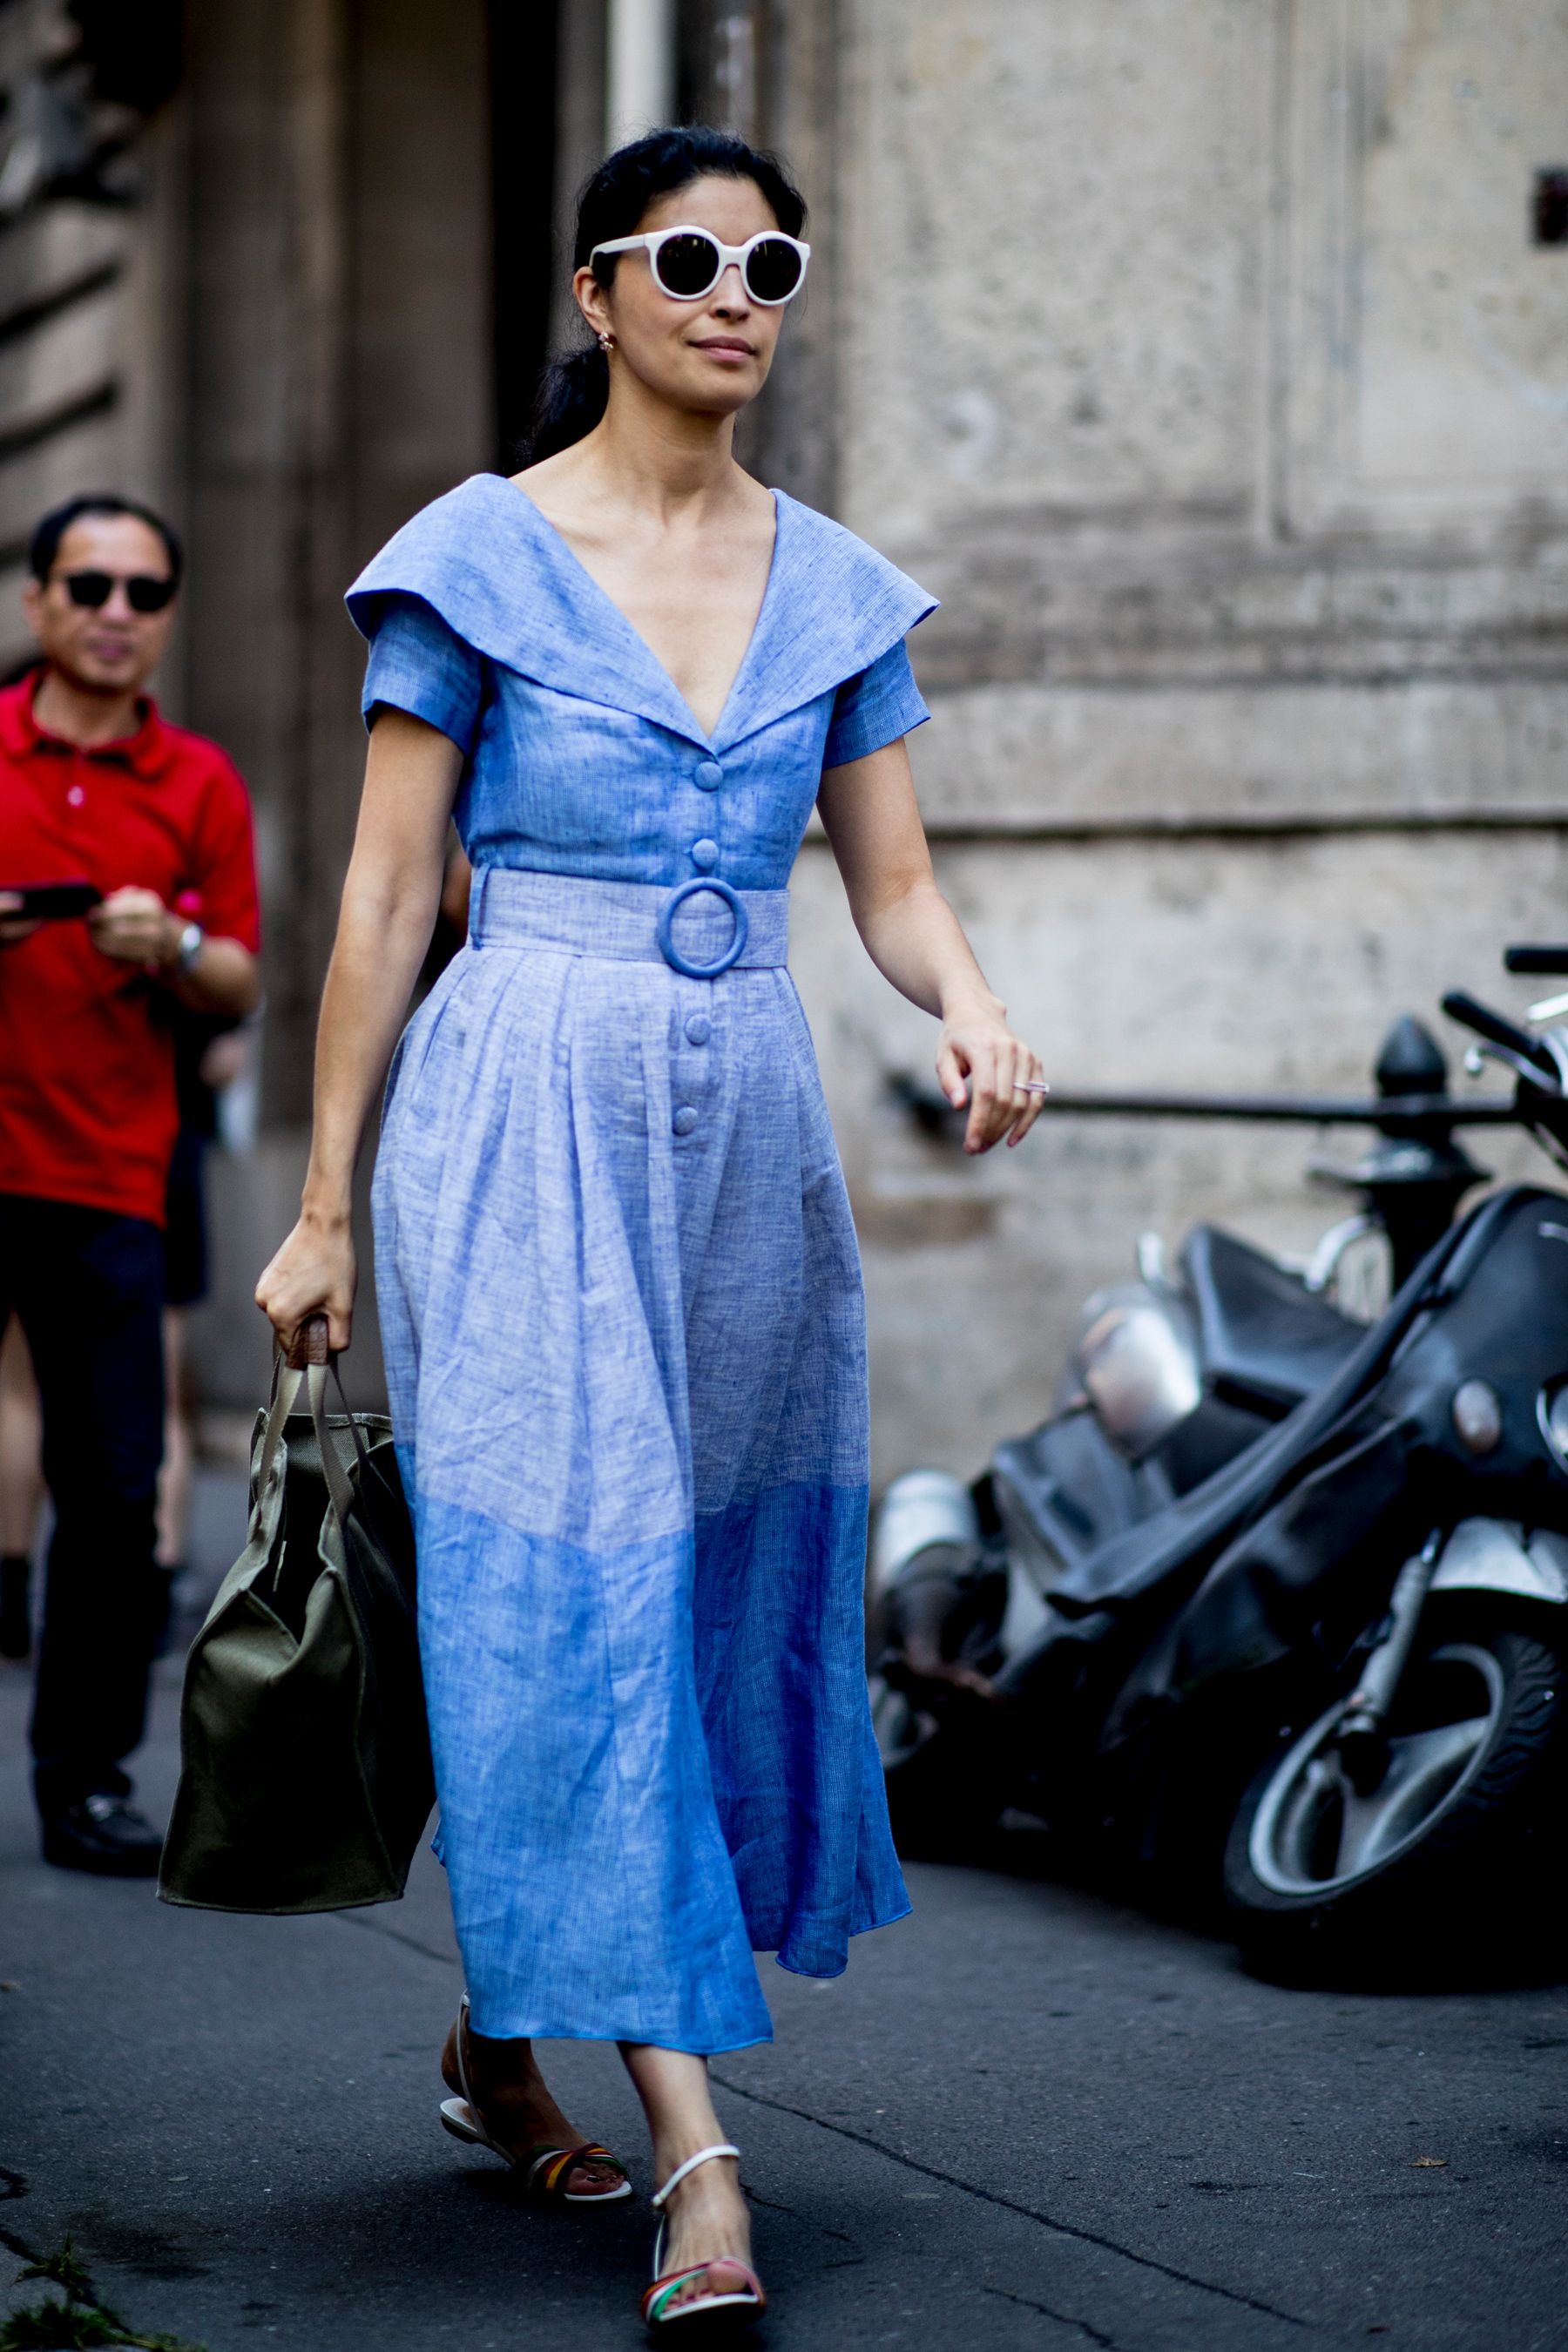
left=0, top=1, right=185, bottom=677
left=179, top=0, right=494, bottom=1409
left=808, top=0, right=1568, bottom=1482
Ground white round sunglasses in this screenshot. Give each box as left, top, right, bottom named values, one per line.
left=589, top=225, right=811, bottom=307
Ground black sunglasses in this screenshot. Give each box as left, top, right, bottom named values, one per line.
left=56, top=569, right=178, bottom=614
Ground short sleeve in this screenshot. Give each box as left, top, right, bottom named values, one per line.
left=821, top=639, right=930, bottom=769
left=360, top=591, right=486, bottom=755
left=186, top=760, right=261, bottom=953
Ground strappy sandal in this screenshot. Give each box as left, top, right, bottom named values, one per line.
left=438, top=1994, right=632, bottom=2204
left=641, top=2142, right=766, bottom=2330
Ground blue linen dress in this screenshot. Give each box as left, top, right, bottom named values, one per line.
left=347, top=471, right=936, bottom=2053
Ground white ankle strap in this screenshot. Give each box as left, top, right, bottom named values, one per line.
left=651, top=2141, right=740, bottom=2210
left=455, top=1991, right=475, bottom=2107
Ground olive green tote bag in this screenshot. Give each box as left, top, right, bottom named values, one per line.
left=158, top=1317, right=435, bottom=1914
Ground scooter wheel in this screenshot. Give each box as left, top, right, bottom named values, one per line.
left=1222, top=1601, right=1565, bottom=1984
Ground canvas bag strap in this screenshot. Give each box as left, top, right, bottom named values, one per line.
left=250, top=1354, right=298, bottom=1525
left=252, top=1315, right=362, bottom=1527
left=291, top=1314, right=374, bottom=1480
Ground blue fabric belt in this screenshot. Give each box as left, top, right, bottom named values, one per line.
left=470, top=868, right=789, bottom=976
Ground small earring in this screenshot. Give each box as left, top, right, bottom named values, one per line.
left=597, top=330, right=614, bottom=354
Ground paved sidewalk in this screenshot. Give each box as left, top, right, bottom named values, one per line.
left=3, top=1492, right=1568, bottom=2348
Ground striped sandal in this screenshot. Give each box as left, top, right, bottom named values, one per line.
left=641, top=2143, right=766, bottom=2330
left=438, top=1994, right=632, bottom=2204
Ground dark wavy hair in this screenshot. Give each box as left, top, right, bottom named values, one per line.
left=518, top=125, right=807, bottom=466
left=29, top=492, right=183, bottom=588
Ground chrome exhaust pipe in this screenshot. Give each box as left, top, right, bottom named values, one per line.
left=870, top=1469, right=980, bottom=1597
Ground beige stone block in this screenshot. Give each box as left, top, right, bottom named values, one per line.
left=0, top=205, right=125, bottom=323
left=903, top=536, right=1568, bottom=696
left=0, top=282, right=122, bottom=433
left=907, top=674, right=1568, bottom=828
left=1286, top=1, right=1568, bottom=532
left=0, top=412, right=131, bottom=556
left=837, top=0, right=1272, bottom=544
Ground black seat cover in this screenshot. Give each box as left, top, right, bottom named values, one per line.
left=1181, top=1225, right=1363, bottom=1414
left=1046, top=1186, right=1549, bottom=1621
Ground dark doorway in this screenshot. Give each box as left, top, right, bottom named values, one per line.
left=489, top=0, right=562, bottom=469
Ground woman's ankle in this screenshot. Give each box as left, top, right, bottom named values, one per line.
left=654, top=2148, right=743, bottom=2213
left=467, top=2027, right=542, bottom=2083
left=447, top=2020, right=549, bottom=2107
left=659, top=2165, right=753, bottom=2271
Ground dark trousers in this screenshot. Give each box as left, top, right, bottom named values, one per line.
left=0, top=1193, right=165, bottom=1816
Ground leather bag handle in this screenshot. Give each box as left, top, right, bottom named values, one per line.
left=287, top=1314, right=331, bottom=1369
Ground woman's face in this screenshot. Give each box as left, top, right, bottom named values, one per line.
left=576, top=173, right=789, bottom=420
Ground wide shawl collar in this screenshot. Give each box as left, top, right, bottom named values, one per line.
left=344, top=473, right=936, bottom=757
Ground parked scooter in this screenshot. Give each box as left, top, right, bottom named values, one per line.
left=872, top=947, right=1568, bottom=1974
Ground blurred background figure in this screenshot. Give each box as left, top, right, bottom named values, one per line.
left=0, top=1011, right=253, bottom=1667
left=0, top=491, right=260, bottom=1874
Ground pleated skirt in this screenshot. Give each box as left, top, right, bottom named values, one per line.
left=372, top=868, right=909, bottom=2052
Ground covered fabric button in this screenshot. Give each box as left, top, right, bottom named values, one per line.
left=684, top=1013, right=712, bottom=1045
left=690, top=838, right=719, bottom=870
left=672, top=1105, right=699, bottom=1136
left=693, top=759, right=722, bottom=790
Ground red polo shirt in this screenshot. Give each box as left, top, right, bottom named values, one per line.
left=0, top=674, right=260, bottom=1226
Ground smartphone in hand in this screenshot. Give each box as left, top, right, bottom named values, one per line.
left=1, top=879, right=103, bottom=922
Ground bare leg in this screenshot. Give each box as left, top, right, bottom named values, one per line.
left=0, top=1316, right=45, bottom=1555
left=441, top=2012, right=626, bottom=2196
left=0, top=1319, right=44, bottom=1659
left=620, top=2043, right=755, bottom=2314
left=157, top=1307, right=192, bottom=1569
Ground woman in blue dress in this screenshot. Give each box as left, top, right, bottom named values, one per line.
left=258, top=126, right=1044, bottom=2329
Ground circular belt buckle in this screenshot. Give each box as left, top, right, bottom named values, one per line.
left=656, top=878, right=749, bottom=979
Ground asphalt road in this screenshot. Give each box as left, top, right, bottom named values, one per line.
left=3, top=1499, right=1567, bottom=2349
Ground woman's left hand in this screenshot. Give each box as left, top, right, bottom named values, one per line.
left=936, top=996, right=1048, bottom=1154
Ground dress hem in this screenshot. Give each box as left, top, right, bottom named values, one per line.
left=463, top=2011, right=775, bottom=2057
left=765, top=1895, right=915, bottom=1982
left=462, top=1903, right=914, bottom=2049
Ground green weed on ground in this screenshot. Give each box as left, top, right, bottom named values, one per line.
left=2, top=2239, right=204, bottom=2352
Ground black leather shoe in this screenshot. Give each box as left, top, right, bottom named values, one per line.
left=41, top=1794, right=163, bottom=1877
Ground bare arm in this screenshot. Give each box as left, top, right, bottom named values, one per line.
left=160, top=933, right=260, bottom=1017
left=255, top=710, right=463, bottom=1349
left=816, top=738, right=1045, bottom=1153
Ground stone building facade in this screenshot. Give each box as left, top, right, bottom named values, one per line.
left=2, top=1, right=1565, bottom=1477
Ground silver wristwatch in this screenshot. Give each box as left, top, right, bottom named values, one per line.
left=174, top=919, right=205, bottom=975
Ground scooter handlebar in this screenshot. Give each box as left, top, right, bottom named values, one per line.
left=1504, top=944, right=1568, bottom=977
left=1441, top=990, right=1557, bottom=1078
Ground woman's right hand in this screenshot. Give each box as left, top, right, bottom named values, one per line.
left=255, top=1213, right=357, bottom=1356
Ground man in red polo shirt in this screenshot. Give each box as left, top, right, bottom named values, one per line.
left=0, top=493, right=260, bottom=1875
